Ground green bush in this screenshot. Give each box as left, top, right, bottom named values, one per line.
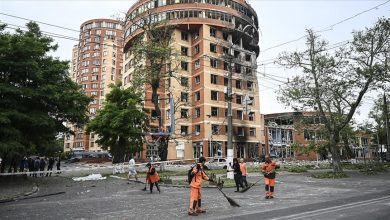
left=311, top=171, right=348, bottom=179
left=344, top=162, right=389, bottom=174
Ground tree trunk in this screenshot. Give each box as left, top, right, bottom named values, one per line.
left=112, top=137, right=127, bottom=163
left=342, top=133, right=354, bottom=159
left=158, top=136, right=169, bottom=161
left=329, top=134, right=343, bottom=173
left=151, top=81, right=169, bottom=161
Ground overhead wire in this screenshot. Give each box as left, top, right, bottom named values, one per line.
left=0, top=12, right=80, bottom=32
left=259, top=0, right=390, bottom=53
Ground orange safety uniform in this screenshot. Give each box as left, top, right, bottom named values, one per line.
left=147, top=166, right=160, bottom=183
left=261, top=160, right=279, bottom=198
left=189, top=163, right=209, bottom=214
left=240, top=161, right=248, bottom=187
left=240, top=162, right=247, bottom=176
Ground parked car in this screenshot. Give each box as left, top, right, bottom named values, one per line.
left=270, top=152, right=278, bottom=159
left=204, top=158, right=227, bottom=170
left=67, top=152, right=112, bottom=163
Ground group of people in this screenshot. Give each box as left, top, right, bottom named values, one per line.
left=231, top=158, right=249, bottom=192
left=126, top=155, right=279, bottom=216
left=19, top=156, right=61, bottom=177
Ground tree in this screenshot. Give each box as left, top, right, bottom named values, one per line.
left=368, top=95, right=388, bottom=157
left=87, top=83, right=148, bottom=163
left=127, top=12, right=182, bottom=161
left=0, top=22, right=91, bottom=172
left=277, top=18, right=390, bottom=172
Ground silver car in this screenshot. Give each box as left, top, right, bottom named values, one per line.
left=204, top=158, right=227, bottom=170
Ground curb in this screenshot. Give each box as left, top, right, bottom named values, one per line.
left=0, top=184, right=39, bottom=203
left=121, top=177, right=236, bottom=189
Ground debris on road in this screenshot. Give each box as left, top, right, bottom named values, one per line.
left=72, top=174, right=106, bottom=181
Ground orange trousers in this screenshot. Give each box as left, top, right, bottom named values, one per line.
left=264, top=178, right=275, bottom=196
left=189, top=187, right=201, bottom=211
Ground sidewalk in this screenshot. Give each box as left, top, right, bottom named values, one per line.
left=0, top=176, right=38, bottom=202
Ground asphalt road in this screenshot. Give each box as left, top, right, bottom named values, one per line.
left=1, top=169, right=390, bottom=220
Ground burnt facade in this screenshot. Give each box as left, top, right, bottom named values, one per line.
left=123, top=0, right=263, bottom=161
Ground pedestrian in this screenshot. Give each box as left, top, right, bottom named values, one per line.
left=33, top=157, right=40, bottom=178
left=39, top=157, right=46, bottom=176
left=240, top=158, right=248, bottom=188
left=28, top=157, right=34, bottom=176
left=46, top=157, right=55, bottom=177
left=261, top=156, right=280, bottom=199
left=127, top=155, right=138, bottom=183
left=56, top=157, right=61, bottom=174
left=146, top=163, right=160, bottom=193
left=231, top=158, right=244, bottom=192
left=19, top=157, right=26, bottom=172
left=188, top=156, right=214, bottom=216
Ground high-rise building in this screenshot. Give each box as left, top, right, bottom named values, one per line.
left=64, top=19, right=123, bottom=152
left=123, top=0, right=263, bottom=161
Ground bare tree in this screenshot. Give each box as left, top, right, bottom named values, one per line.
left=277, top=18, right=390, bottom=172
left=127, top=10, right=188, bottom=161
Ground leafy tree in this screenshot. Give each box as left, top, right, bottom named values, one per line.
left=277, top=18, right=390, bottom=172
left=87, top=83, right=148, bottom=163
left=0, top=22, right=91, bottom=172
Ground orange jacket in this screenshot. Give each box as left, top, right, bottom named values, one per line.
left=261, top=160, right=278, bottom=179
left=147, top=165, right=160, bottom=183
left=240, top=162, right=247, bottom=176
left=190, top=163, right=209, bottom=189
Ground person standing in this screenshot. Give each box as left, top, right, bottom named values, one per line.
left=231, top=158, right=244, bottom=192
left=46, top=157, right=55, bottom=177
left=188, top=156, right=213, bottom=216
left=28, top=157, right=34, bottom=176
left=56, top=157, right=61, bottom=174
left=39, top=158, right=46, bottom=176
left=19, top=157, right=25, bottom=172
left=127, top=156, right=138, bottom=182
left=261, top=156, right=280, bottom=199
left=146, top=163, right=160, bottom=193
left=33, top=157, right=40, bottom=178
left=240, top=158, right=248, bottom=188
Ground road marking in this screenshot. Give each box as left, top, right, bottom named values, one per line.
left=270, top=195, right=390, bottom=220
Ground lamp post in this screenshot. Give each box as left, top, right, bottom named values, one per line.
left=226, top=24, right=252, bottom=179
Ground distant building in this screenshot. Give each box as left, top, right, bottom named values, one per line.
left=264, top=112, right=329, bottom=161
left=64, top=19, right=123, bottom=152
left=350, top=131, right=376, bottom=160
left=264, top=112, right=376, bottom=161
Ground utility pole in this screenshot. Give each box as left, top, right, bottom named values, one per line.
left=384, top=93, right=390, bottom=161
left=226, top=25, right=252, bottom=179
left=226, top=48, right=234, bottom=179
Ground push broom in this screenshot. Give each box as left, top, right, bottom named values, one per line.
left=215, top=186, right=240, bottom=207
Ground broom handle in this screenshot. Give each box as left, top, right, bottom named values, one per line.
left=251, top=177, right=263, bottom=187
left=216, top=185, right=228, bottom=198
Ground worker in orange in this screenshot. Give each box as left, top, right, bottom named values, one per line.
left=261, top=156, right=279, bottom=199
left=240, top=158, right=248, bottom=188
left=146, top=163, right=160, bottom=193
left=188, top=156, right=214, bottom=216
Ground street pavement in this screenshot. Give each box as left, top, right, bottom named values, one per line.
left=1, top=168, right=390, bottom=220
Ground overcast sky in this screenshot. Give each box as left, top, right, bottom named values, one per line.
left=1, top=0, right=389, bottom=124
